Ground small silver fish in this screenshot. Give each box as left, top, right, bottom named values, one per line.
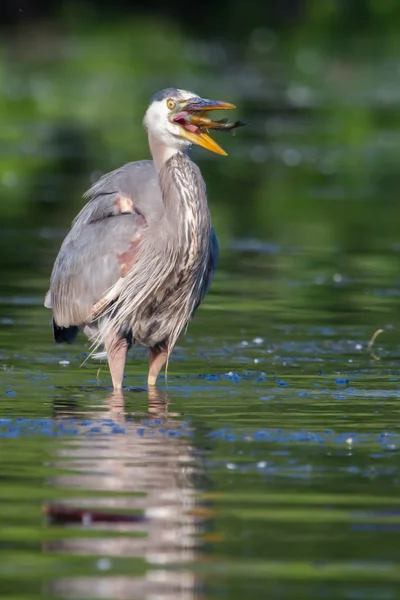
left=187, top=114, right=246, bottom=132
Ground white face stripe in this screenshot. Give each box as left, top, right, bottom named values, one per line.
left=143, top=89, right=201, bottom=152
left=144, top=89, right=200, bottom=125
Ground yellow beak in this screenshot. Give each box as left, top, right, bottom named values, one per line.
left=177, top=98, right=236, bottom=156
left=179, top=128, right=228, bottom=156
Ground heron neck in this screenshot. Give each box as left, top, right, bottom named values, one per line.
left=148, top=133, right=186, bottom=173
left=158, top=151, right=211, bottom=245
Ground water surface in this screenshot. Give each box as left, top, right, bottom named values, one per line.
left=2, top=243, right=400, bottom=600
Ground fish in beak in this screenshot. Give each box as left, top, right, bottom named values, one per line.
left=171, top=97, right=244, bottom=156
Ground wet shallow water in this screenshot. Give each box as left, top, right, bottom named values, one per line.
left=2, top=243, right=400, bottom=600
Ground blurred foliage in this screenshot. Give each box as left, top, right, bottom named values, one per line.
left=1, top=0, right=400, bottom=299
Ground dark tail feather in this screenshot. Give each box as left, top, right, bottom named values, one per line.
left=52, top=319, right=79, bottom=344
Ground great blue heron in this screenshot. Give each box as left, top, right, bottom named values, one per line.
left=44, top=88, right=242, bottom=390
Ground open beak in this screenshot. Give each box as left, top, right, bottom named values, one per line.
left=173, top=97, right=236, bottom=156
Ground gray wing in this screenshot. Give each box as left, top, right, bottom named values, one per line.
left=45, top=160, right=164, bottom=329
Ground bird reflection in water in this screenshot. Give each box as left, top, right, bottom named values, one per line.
left=44, top=387, right=210, bottom=599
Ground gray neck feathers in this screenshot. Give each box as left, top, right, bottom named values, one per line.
left=158, top=152, right=211, bottom=249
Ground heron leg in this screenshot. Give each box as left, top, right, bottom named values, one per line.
left=148, top=343, right=168, bottom=387
left=105, top=333, right=128, bottom=391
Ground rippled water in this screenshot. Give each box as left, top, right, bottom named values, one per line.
left=2, top=240, right=400, bottom=600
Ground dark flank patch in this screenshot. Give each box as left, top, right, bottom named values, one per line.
left=52, top=318, right=79, bottom=344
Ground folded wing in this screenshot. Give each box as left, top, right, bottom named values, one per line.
left=45, top=161, right=163, bottom=333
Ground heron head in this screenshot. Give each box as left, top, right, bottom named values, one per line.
left=143, top=88, right=237, bottom=156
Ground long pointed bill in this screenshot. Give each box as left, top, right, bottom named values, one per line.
left=179, top=128, right=228, bottom=156
left=177, top=97, right=236, bottom=156
left=182, top=98, right=236, bottom=112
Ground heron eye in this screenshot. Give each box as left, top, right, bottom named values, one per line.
left=167, top=99, right=176, bottom=110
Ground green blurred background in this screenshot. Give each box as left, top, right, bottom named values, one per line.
left=1, top=0, right=400, bottom=307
